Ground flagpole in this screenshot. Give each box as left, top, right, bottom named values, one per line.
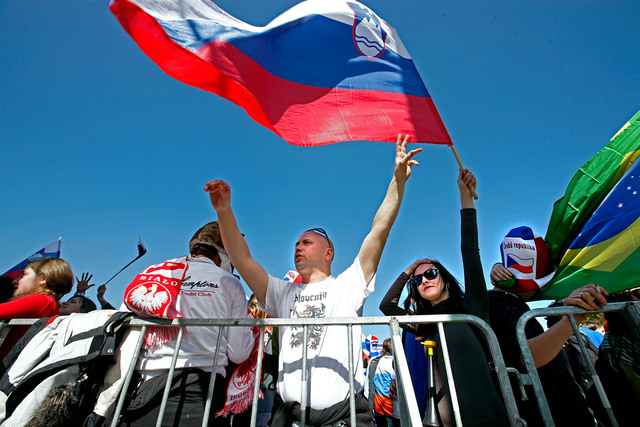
left=449, top=144, right=478, bottom=200
left=103, top=255, right=143, bottom=286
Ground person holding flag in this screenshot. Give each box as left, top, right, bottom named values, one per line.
left=379, top=169, right=508, bottom=426
left=206, top=135, right=420, bottom=426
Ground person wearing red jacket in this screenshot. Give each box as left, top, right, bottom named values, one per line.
left=0, top=258, right=73, bottom=358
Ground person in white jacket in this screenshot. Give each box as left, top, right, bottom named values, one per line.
left=121, top=222, right=254, bottom=427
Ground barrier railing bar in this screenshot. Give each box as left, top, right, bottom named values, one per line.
left=201, top=325, right=225, bottom=427
left=436, top=322, right=463, bottom=426
left=347, top=324, right=356, bottom=427
left=301, top=324, right=308, bottom=427
left=111, top=324, right=147, bottom=427
left=249, top=324, right=266, bottom=427
left=566, top=315, right=618, bottom=427
left=389, top=318, right=423, bottom=426
left=156, top=325, right=185, bottom=427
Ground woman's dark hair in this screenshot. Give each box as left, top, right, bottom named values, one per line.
left=189, top=243, right=219, bottom=262
left=76, top=295, right=97, bottom=313
left=403, top=260, right=463, bottom=315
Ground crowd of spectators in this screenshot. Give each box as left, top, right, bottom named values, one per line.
left=0, top=136, right=637, bottom=426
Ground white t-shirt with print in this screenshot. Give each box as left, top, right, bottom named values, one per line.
left=264, top=258, right=374, bottom=409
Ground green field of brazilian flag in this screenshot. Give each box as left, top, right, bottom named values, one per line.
left=539, top=110, right=640, bottom=299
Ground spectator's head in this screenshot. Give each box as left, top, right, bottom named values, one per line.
left=294, top=228, right=334, bottom=278
left=190, top=221, right=231, bottom=272
left=497, top=226, right=555, bottom=296
left=406, top=260, right=462, bottom=314
left=381, top=338, right=393, bottom=356
left=12, top=258, right=73, bottom=301
left=59, top=295, right=97, bottom=315
left=581, top=320, right=605, bottom=332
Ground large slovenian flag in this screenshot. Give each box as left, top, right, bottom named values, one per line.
left=2, top=238, right=62, bottom=280
left=540, top=111, right=640, bottom=299
left=110, top=0, right=451, bottom=146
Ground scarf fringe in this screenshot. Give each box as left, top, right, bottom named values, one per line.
left=143, top=326, right=181, bottom=352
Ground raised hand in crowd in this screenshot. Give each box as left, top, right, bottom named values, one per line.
left=489, top=262, right=513, bottom=285
left=393, top=133, right=422, bottom=186
left=96, top=284, right=116, bottom=310
left=75, top=272, right=95, bottom=294
left=206, top=179, right=231, bottom=213
left=457, top=168, right=477, bottom=209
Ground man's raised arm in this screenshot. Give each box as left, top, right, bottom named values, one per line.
left=357, top=134, right=422, bottom=284
left=205, top=180, right=269, bottom=302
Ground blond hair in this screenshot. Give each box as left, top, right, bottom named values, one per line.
left=23, top=258, right=73, bottom=301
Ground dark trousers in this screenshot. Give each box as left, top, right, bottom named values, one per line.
left=118, top=369, right=231, bottom=427
left=374, top=413, right=400, bottom=427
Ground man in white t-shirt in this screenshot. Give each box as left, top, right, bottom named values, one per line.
left=205, top=135, right=421, bottom=426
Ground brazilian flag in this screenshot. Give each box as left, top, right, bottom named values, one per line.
left=540, top=110, right=640, bottom=299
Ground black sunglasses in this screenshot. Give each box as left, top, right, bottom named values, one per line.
left=409, top=269, right=439, bottom=288
left=306, top=227, right=333, bottom=249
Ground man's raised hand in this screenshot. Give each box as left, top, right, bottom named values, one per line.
left=204, top=180, right=231, bottom=212
left=395, top=134, right=422, bottom=184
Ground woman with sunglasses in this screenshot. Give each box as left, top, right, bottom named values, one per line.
left=380, top=169, right=508, bottom=426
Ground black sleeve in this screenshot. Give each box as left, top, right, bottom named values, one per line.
left=460, top=208, right=489, bottom=321
left=379, top=272, right=419, bottom=335
left=489, top=291, right=544, bottom=369
left=379, top=272, right=410, bottom=316
left=100, top=301, right=116, bottom=310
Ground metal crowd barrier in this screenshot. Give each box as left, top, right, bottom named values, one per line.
left=515, top=300, right=640, bottom=427
left=3, top=303, right=635, bottom=427
left=110, top=314, right=525, bottom=427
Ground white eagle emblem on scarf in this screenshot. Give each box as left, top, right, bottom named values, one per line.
left=129, top=283, right=169, bottom=313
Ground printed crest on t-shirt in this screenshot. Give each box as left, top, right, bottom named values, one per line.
left=290, top=301, right=326, bottom=350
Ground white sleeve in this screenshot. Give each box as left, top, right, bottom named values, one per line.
left=337, top=258, right=375, bottom=312
left=263, top=275, right=290, bottom=318
left=223, top=276, right=254, bottom=364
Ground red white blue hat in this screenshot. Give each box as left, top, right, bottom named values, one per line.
left=500, top=226, right=556, bottom=292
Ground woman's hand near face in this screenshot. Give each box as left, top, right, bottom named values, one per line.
left=404, top=258, right=433, bottom=276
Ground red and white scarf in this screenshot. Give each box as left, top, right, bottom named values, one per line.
left=216, top=311, right=263, bottom=417
left=123, top=256, right=188, bottom=349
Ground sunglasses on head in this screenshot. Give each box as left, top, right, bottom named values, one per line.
left=409, top=269, right=439, bottom=287
left=306, top=227, right=333, bottom=249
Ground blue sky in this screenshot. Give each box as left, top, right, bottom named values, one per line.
left=1, top=0, right=639, bottom=339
